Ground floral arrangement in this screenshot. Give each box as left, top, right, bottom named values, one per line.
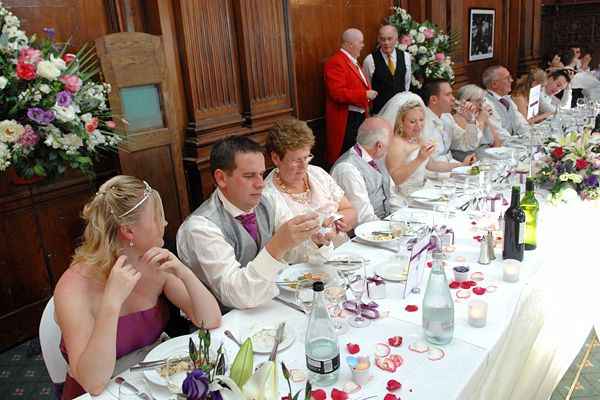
left=387, top=6, right=457, bottom=88
left=535, top=131, right=600, bottom=203
left=0, top=2, right=120, bottom=181
left=180, top=328, right=313, bottom=400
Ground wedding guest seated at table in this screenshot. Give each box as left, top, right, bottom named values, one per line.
left=542, top=50, right=564, bottom=72
left=53, top=176, right=222, bottom=399
left=454, top=84, right=503, bottom=155
left=331, top=116, right=393, bottom=224
left=420, top=79, right=481, bottom=163
left=386, top=99, right=473, bottom=203
left=483, top=65, right=530, bottom=137
left=539, top=69, right=572, bottom=114
left=177, top=136, right=321, bottom=311
left=264, top=118, right=357, bottom=255
left=511, top=69, right=554, bottom=124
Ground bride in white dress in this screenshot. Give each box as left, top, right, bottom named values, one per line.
left=379, top=94, right=472, bottom=208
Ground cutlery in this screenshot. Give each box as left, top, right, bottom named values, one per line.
left=351, top=237, right=397, bottom=252
left=115, top=376, right=155, bottom=400
left=324, top=259, right=363, bottom=265
left=130, top=355, right=190, bottom=372
left=274, top=296, right=307, bottom=314
left=224, top=330, right=243, bottom=348
left=268, top=322, right=286, bottom=361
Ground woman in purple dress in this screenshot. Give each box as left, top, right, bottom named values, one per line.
left=53, top=176, right=221, bottom=399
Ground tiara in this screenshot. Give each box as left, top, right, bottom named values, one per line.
left=118, top=180, right=152, bottom=218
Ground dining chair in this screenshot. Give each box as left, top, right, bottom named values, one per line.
left=39, top=297, right=67, bottom=399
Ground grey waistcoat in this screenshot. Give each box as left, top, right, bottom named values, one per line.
left=192, top=191, right=275, bottom=269
left=333, top=148, right=392, bottom=218
left=485, top=92, right=518, bottom=136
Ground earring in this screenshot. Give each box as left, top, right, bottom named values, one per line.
left=129, top=240, right=134, bottom=247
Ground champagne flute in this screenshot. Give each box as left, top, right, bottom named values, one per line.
left=347, top=264, right=370, bottom=328
left=324, top=285, right=349, bottom=335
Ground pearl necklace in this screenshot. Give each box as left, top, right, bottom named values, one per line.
left=276, top=171, right=311, bottom=205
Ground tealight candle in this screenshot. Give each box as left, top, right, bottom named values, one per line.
left=347, top=355, right=371, bottom=385
left=468, top=299, right=488, bottom=328
left=502, top=259, right=521, bottom=282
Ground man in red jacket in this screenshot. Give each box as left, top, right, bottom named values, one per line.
left=324, top=28, right=378, bottom=165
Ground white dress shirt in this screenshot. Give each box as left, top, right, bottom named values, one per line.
left=422, top=107, right=481, bottom=162
left=539, top=85, right=573, bottom=114
left=485, top=90, right=529, bottom=138
left=176, top=189, right=290, bottom=310
left=340, top=48, right=367, bottom=114
left=330, top=144, right=384, bottom=225
left=362, top=48, right=412, bottom=92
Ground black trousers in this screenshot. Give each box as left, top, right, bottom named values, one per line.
left=340, top=111, right=366, bottom=155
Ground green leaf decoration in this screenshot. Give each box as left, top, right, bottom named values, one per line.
left=229, top=338, right=254, bottom=389
left=188, top=337, right=198, bottom=366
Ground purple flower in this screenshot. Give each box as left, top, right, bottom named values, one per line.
left=17, top=125, right=39, bottom=147
left=182, top=369, right=209, bottom=400
left=55, top=91, right=72, bottom=107
left=27, top=107, right=55, bottom=125
left=584, top=174, right=599, bottom=188
left=43, top=27, right=55, bottom=40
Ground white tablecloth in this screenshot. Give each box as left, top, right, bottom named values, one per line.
left=76, top=195, right=599, bottom=400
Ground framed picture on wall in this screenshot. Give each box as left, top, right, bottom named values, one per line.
left=469, top=8, right=495, bottom=61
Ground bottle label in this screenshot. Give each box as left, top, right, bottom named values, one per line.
left=518, top=222, right=525, bottom=244
left=306, top=353, right=340, bottom=374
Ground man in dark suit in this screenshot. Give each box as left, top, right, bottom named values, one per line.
left=362, top=25, right=412, bottom=114
left=324, top=28, right=378, bottom=165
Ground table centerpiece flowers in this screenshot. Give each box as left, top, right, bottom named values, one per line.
left=0, top=2, right=121, bottom=182
left=535, top=131, right=600, bottom=203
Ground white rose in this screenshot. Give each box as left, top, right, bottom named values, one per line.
left=4, top=14, right=20, bottom=28
left=50, top=55, right=66, bottom=71
left=419, top=26, right=426, bottom=33
left=408, top=45, right=418, bottom=55
left=0, top=76, right=7, bottom=90
left=399, top=43, right=408, bottom=51
left=0, top=119, right=25, bottom=143
left=39, top=84, right=51, bottom=94
left=418, top=46, right=427, bottom=54
left=416, top=33, right=425, bottom=43
left=80, top=113, right=92, bottom=123
left=418, top=57, right=427, bottom=66
left=37, top=60, right=61, bottom=80
left=61, top=134, right=83, bottom=153
left=52, top=105, right=77, bottom=122
left=409, top=29, right=417, bottom=36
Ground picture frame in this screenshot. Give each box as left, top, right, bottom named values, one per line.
left=469, top=8, right=495, bottom=61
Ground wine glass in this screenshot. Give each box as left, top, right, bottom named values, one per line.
left=324, top=285, right=349, bottom=335
left=296, top=284, right=314, bottom=314
left=347, top=265, right=370, bottom=328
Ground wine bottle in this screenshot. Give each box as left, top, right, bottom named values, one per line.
left=503, top=186, right=526, bottom=261
left=305, top=281, right=340, bottom=387
left=520, top=178, right=539, bottom=250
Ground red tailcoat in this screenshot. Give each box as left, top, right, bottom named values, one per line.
left=324, top=50, right=371, bottom=165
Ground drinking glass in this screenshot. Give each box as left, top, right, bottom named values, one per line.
left=324, top=285, right=349, bottom=335
left=296, top=284, right=314, bottom=314
left=347, top=266, right=370, bottom=328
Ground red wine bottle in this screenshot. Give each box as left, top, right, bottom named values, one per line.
left=502, top=186, right=526, bottom=261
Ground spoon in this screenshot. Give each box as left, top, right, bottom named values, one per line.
left=224, top=330, right=243, bottom=348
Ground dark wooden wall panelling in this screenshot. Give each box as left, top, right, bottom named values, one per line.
left=541, top=2, right=600, bottom=65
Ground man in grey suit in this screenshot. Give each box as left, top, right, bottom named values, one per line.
left=482, top=65, right=529, bottom=138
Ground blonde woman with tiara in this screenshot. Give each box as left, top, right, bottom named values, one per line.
left=53, top=175, right=221, bottom=399
left=385, top=99, right=472, bottom=205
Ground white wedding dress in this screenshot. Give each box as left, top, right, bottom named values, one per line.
left=389, top=147, right=428, bottom=210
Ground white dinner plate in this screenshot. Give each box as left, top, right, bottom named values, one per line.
left=409, top=188, right=443, bottom=200
left=246, top=324, right=295, bottom=354
left=142, top=335, right=226, bottom=387
left=354, top=220, right=401, bottom=243
left=482, top=147, right=513, bottom=159
left=277, top=264, right=332, bottom=292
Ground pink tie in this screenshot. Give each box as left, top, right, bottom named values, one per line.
left=236, top=212, right=258, bottom=243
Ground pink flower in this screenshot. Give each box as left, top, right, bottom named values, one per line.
left=435, top=52, right=446, bottom=62
left=62, top=53, right=76, bottom=64
left=17, top=125, right=39, bottom=148
left=423, top=28, right=435, bottom=39
left=60, top=74, right=82, bottom=93
left=106, top=120, right=116, bottom=129
left=400, top=35, right=413, bottom=46
left=85, top=117, right=99, bottom=133
left=18, top=47, right=42, bottom=65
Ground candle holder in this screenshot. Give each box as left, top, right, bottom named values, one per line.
left=468, top=299, right=488, bottom=328
left=502, top=259, right=521, bottom=283
left=346, top=355, right=371, bottom=385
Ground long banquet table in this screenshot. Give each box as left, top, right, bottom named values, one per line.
left=77, top=184, right=599, bottom=400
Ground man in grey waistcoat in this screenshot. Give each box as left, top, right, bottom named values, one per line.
left=331, top=117, right=393, bottom=225
left=177, top=137, right=320, bottom=310
left=482, top=65, right=529, bottom=138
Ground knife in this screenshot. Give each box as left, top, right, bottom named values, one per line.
left=130, top=355, right=189, bottom=371
left=273, top=296, right=306, bottom=314
left=269, top=322, right=286, bottom=361
left=115, top=376, right=155, bottom=399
